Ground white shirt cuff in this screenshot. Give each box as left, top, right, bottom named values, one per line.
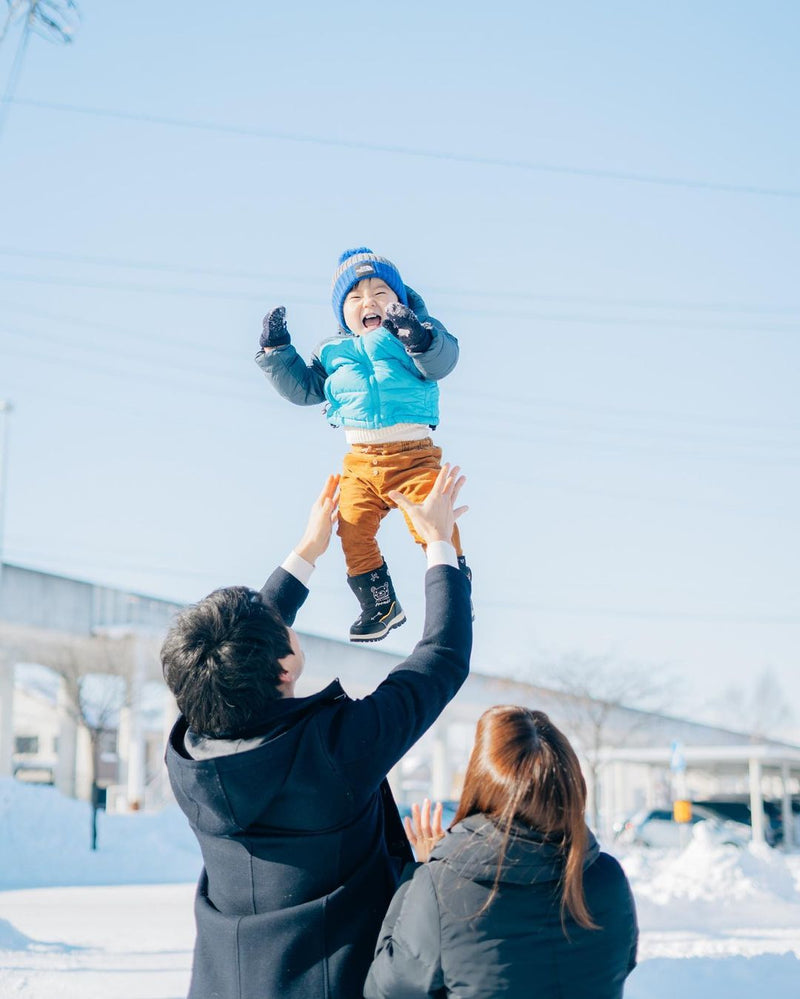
left=426, top=540, right=458, bottom=570
left=281, top=550, right=315, bottom=586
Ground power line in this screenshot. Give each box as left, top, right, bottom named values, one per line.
left=1, top=245, right=800, bottom=318
left=3, top=294, right=799, bottom=445
left=463, top=467, right=798, bottom=522
left=4, top=300, right=797, bottom=449
left=443, top=400, right=800, bottom=455
left=0, top=267, right=316, bottom=304
left=0, top=323, right=247, bottom=385
left=0, top=336, right=262, bottom=404
left=445, top=422, right=800, bottom=469
left=1, top=269, right=799, bottom=333
left=459, top=386, right=800, bottom=435
left=5, top=540, right=798, bottom=628
left=0, top=246, right=303, bottom=285
left=4, top=334, right=798, bottom=471
left=10, top=97, right=800, bottom=200
left=0, top=297, right=239, bottom=357
left=476, top=596, right=800, bottom=627
left=5, top=322, right=798, bottom=451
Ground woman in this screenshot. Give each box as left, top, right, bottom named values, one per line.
left=364, top=706, right=638, bottom=999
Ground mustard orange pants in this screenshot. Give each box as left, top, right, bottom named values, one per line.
left=338, top=438, right=463, bottom=576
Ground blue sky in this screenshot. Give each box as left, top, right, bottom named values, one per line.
left=1, top=1, right=798, bottom=730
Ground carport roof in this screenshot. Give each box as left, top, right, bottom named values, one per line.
left=598, top=742, right=800, bottom=774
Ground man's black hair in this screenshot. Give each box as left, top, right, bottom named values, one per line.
left=161, top=586, right=293, bottom=738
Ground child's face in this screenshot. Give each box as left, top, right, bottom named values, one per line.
left=342, top=277, right=399, bottom=335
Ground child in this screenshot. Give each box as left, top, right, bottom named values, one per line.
left=256, top=247, right=469, bottom=642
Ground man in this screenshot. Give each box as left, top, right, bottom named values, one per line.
left=162, top=466, right=472, bottom=999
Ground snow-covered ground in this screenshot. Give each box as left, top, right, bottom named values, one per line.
left=1, top=780, right=799, bottom=997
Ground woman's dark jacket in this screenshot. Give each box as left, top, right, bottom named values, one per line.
left=165, top=563, right=472, bottom=999
left=364, top=815, right=638, bottom=999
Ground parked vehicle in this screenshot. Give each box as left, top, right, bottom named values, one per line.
left=695, top=796, right=800, bottom=847
left=615, top=805, right=751, bottom=849
left=13, top=763, right=55, bottom=785
left=693, top=798, right=777, bottom=847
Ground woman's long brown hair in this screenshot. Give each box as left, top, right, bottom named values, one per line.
left=452, top=705, right=598, bottom=930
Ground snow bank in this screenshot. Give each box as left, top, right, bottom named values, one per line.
left=615, top=822, right=800, bottom=954
left=626, top=954, right=800, bottom=999
left=0, top=778, right=201, bottom=889
left=0, top=919, right=37, bottom=951
left=622, top=822, right=800, bottom=904
left=2, top=783, right=800, bottom=997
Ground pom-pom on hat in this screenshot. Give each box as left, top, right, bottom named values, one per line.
left=331, top=247, right=408, bottom=330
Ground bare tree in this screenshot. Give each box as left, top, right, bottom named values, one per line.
left=530, top=653, right=676, bottom=829
left=51, top=635, right=129, bottom=849
left=707, top=666, right=794, bottom=742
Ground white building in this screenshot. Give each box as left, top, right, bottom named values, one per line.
left=2, top=561, right=798, bottom=842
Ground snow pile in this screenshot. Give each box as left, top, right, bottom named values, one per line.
left=1, top=781, right=800, bottom=998
left=614, top=822, right=800, bottom=971
left=626, top=954, right=800, bottom=999
left=625, top=822, right=800, bottom=905
left=0, top=919, right=38, bottom=951
left=0, top=778, right=201, bottom=889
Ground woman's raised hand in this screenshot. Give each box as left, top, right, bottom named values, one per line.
left=404, top=798, right=446, bottom=863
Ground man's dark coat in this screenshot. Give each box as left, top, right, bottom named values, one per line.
left=165, top=563, right=472, bottom=999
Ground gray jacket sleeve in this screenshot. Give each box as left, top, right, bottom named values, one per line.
left=404, top=287, right=459, bottom=382
left=254, top=343, right=328, bottom=406
left=364, top=864, right=445, bottom=999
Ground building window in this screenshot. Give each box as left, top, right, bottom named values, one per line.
left=15, top=735, right=39, bottom=755
left=99, top=730, right=117, bottom=756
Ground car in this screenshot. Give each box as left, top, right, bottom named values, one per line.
left=13, top=763, right=55, bottom=785
left=694, top=796, right=799, bottom=847
left=615, top=805, right=751, bottom=849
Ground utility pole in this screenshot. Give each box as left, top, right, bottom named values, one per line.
left=0, top=1, right=81, bottom=141
left=0, top=400, right=13, bottom=777
left=0, top=399, right=12, bottom=592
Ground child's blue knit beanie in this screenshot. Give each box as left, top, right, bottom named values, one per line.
left=331, top=247, right=408, bottom=330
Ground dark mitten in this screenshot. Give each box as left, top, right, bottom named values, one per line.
left=382, top=303, right=434, bottom=353
left=260, top=306, right=291, bottom=348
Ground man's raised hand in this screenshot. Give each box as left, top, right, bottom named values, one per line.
left=294, top=474, right=340, bottom=565
left=388, top=464, right=467, bottom=546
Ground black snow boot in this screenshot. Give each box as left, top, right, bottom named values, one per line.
left=347, top=561, right=406, bottom=643
left=458, top=555, right=475, bottom=621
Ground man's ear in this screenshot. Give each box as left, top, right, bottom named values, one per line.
left=276, top=662, right=297, bottom=693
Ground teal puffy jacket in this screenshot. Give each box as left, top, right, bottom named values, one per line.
left=320, top=327, right=439, bottom=428
left=255, top=287, right=459, bottom=430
